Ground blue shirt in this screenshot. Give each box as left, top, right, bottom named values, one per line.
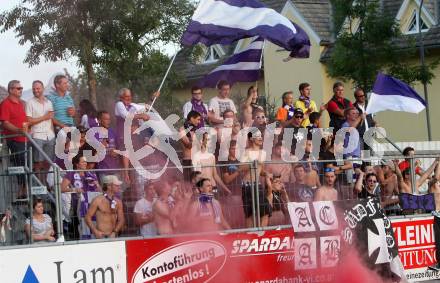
left=47, top=90, right=74, bottom=126
left=341, top=121, right=361, bottom=158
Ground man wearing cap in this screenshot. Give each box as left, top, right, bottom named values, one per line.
left=86, top=175, right=125, bottom=238
left=281, top=108, right=306, bottom=157
left=314, top=168, right=338, bottom=201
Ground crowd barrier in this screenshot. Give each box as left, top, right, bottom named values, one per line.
left=0, top=213, right=438, bottom=283
left=1, top=132, right=440, bottom=247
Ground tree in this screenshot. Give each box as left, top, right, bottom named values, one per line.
left=327, top=0, right=437, bottom=91
left=0, top=0, right=193, bottom=107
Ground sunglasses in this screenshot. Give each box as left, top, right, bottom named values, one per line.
left=367, top=179, right=377, bottom=183
left=294, top=115, right=304, bottom=119
left=356, top=95, right=365, bottom=98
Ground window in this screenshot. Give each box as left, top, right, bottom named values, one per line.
left=203, top=46, right=224, bottom=64
left=405, top=9, right=429, bottom=34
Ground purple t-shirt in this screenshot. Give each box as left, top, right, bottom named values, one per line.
left=96, top=128, right=119, bottom=170
left=65, top=171, right=99, bottom=217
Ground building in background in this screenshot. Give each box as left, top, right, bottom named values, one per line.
left=171, top=0, right=440, bottom=142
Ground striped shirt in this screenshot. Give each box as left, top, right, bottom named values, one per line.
left=47, top=90, right=75, bottom=126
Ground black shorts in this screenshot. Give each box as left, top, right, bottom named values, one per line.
left=242, top=182, right=272, bottom=218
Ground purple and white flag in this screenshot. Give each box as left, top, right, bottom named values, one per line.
left=366, top=73, right=426, bottom=114
left=199, top=37, right=263, bottom=88
left=181, top=0, right=310, bottom=58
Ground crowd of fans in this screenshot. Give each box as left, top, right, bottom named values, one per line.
left=1, top=76, right=439, bottom=244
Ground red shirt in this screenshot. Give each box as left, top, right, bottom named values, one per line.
left=0, top=97, right=27, bottom=142
left=398, top=160, right=422, bottom=175
left=327, top=97, right=353, bottom=113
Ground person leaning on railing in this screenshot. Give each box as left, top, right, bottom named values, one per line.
left=24, top=198, right=56, bottom=243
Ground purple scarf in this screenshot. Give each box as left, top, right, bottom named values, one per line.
left=191, top=98, right=207, bottom=128
left=283, top=104, right=295, bottom=120
left=198, top=193, right=221, bottom=223
left=299, top=95, right=311, bottom=109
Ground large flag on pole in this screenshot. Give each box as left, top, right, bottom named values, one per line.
left=181, top=0, right=310, bottom=58
left=199, top=37, right=263, bottom=88
left=366, top=73, right=426, bottom=114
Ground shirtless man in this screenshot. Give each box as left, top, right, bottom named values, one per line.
left=192, top=132, right=231, bottom=194
left=152, top=181, right=175, bottom=235
left=180, top=111, right=202, bottom=181
left=241, top=86, right=263, bottom=127
left=240, top=131, right=271, bottom=227
left=314, top=168, right=338, bottom=201
left=393, top=159, right=438, bottom=194
left=375, top=162, right=399, bottom=211
left=85, top=175, right=124, bottom=238
left=188, top=178, right=230, bottom=232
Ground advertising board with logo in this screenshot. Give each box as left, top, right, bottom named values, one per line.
left=126, top=229, right=336, bottom=283
left=0, top=241, right=126, bottom=283
left=391, top=216, right=440, bottom=282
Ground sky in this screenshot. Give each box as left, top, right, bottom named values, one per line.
left=0, top=1, right=79, bottom=89
left=0, top=1, right=180, bottom=91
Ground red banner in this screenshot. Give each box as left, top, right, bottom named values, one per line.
left=126, top=229, right=335, bottom=283
left=391, top=217, right=436, bottom=270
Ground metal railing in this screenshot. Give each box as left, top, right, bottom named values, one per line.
left=1, top=132, right=439, bottom=247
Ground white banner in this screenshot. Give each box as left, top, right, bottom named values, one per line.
left=0, top=241, right=126, bottom=283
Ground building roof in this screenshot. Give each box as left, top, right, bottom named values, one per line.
left=321, top=0, right=440, bottom=61
left=290, top=0, right=332, bottom=42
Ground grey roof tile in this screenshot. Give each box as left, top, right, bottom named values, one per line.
left=292, top=0, right=332, bottom=42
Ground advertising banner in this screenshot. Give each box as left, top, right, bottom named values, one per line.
left=0, top=241, right=126, bottom=283
left=391, top=216, right=440, bottom=282
left=126, top=229, right=336, bottom=283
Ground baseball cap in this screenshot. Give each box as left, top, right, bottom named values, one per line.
left=383, top=160, right=395, bottom=171
left=294, top=108, right=304, bottom=117
left=103, top=175, right=123, bottom=185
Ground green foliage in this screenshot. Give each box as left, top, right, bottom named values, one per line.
left=0, top=0, right=194, bottom=106
left=327, top=0, right=437, bottom=91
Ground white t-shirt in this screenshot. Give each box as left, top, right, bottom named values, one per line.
left=133, top=198, right=157, bottom=237
left=25, top=97, right=55, bottom=140
left=114, top=101, right=145, bottom=119
left=208, top=96, right=237, bottom=119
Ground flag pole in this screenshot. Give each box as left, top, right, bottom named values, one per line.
left=255, top=39, right=265, bottom=90
left=147, top=50, right=179, bottom=112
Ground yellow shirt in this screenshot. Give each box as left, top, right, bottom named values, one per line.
left=294, top=99, right=317, bottom=127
